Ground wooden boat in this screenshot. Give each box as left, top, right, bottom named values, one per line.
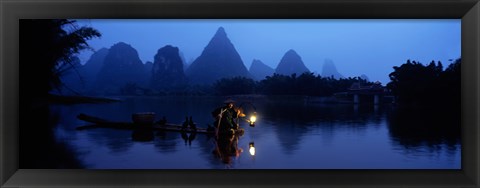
left=76, top=113, right=244, bottom=135
left=131, top=112, right=156, bottom=124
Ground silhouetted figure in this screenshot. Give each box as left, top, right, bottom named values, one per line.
left=212, top=99, right=241, bottom=136
left=188, top=116, right=197, bottom=131
left=182, top=116, right=189, bottom=131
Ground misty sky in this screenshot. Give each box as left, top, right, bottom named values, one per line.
left=75, top=19, right=460, bottom=84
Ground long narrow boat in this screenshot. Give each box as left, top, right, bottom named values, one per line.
left=76, top=113, right=244, bottom=135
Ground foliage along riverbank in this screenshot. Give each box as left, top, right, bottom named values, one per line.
left=48, top=94, right=122, bottom=104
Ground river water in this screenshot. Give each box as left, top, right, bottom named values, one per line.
left=49, top=96, right=461, bottom=169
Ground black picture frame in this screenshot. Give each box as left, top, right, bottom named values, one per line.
left=1, top=0, right=479, bottom=187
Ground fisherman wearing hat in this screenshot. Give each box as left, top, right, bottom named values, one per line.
left=211, top=99, right=242, bottom=135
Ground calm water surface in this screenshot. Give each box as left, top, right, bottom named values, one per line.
left=50, top=96, right=461, bottom=169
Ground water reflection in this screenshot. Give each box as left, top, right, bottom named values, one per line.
left=132, top=129, right=154, bottom=142
left=255, top=99, right=388, bottom=155
left=387, top=106, right=460, bottom=153
left=248, top=142, right=256, bottom=156
left=43, top=96, right=461, bottom=169
left=84, top=128, right=134, bottom=153
left=181, top=131, right=197, bottom=146
left=154, top=130, right=178, bottom=153
left=21, top=105, right=85, bottom=168
left=212, top=134, right=243, bottom=167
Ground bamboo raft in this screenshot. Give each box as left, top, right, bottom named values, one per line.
left=76, top=113, right=244, bottom=135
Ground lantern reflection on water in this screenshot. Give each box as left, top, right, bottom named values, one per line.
left=249, top=142, right=255, bottom=156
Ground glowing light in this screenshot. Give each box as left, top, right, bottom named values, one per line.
left=249, top=143, right=255, bottom=156
left=250, top=115, right=256, bottom=123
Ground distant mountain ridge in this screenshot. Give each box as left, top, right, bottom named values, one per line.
left=82, top=48, right=109, bottom=92
left=95, top=42, right=147, bottom=93
left=151, top=45, right=187, bottom=89
left=249, top=59, right=274, bottom=80
left=185, top=27, right=251, bottom=85
left=275, top=49, right=310, bottom=76
left=70, top=28, right=372, bottom=96
left=321, top=59, right=344, bottom=79
left=360, top=74, right=370, bottom=82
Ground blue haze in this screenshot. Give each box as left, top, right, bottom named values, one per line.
left=76, top=19, right=460, bottom=85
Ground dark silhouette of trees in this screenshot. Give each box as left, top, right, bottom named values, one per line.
left=441, top=59, right=461, bottom=108
left=387, top=59, right=460, bottom=108
left=21, top=19, right=101, bottom=100
left=386, top=61, right=461, bottom=149
left=20, top=19, right=100, bottom=168
left=211, top=72, right=369, bottom=96
left=257, top=72, right=369, bottom=96
left=213, top=76, right=256, bottom=95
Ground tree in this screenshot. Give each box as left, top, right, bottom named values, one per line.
left=440, top=58, right=461, bottom=108
left=257, top=72, right=368, bottom=96
left=20, top=19, right=101, bottom=99
left=387, top=58, right=460, bottom=106
left=20, top=19, right=101, bottom=168
left=213, top=76, right=256, bottom=95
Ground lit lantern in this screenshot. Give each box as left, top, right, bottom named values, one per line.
left=238, top=102, right=257, bottom=127
left=249, top=142, right=255, bottom=156
left=249, top=112, right=257, bottom=127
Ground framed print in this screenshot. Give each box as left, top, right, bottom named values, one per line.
left=1, top=0, right=479, bottom=187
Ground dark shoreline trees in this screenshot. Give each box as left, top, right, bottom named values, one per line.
left=211, top=72, right=370, bottom=96
left=213, top=76, right=256, bottom=95
left=20, top=19, right=101, bottom=168
left=387, top=59, right=460, bottom=107
left=21, top=19, right=101, bottom=99
left=258, top=72, right=370, bottom=96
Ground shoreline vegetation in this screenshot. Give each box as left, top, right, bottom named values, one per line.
left=49, top=94, right=340, bottom=105
left=48, top=94, right=122, bottom=104
left=51, top=94, right=381, bottom=105
left=50, top=94, right=458, bottom=116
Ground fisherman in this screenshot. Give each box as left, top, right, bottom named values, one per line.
left=211, top=99, right=242, bottom=135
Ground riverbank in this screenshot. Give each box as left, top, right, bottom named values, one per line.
left=48, top=94, right=122, bottom=104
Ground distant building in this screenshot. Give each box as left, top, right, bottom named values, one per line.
left=334, top=82, right=392, bottom=104
left=348, top=81, right=386, bottom=94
